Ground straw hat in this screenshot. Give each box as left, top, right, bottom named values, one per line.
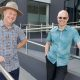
left=0, top=1, right=23, bottom=16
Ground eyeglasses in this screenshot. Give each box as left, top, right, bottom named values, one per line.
left=58, top=17, right=68, bottom=20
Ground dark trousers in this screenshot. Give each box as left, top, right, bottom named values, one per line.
left=0, top=68, right=19, bottom=80
left=46, top=57, right=67, bottom=80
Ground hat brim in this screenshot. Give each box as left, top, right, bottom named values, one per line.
left=0, top=6, right=23, bottom=16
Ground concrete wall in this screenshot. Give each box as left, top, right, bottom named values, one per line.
left=18, top=49, right=80, bottom=80
left=18, top=50, right=47, bottom=80
left=16, top=0, right=28, bottom=25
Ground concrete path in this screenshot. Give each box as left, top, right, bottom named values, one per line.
left=18, top=48, right=80, bottom=80
left=19, top=67, right=37, bottom=80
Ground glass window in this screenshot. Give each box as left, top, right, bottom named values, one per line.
left=27, top=0, right=46, bottom=25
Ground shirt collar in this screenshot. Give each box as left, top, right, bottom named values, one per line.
left=0, top=20, right=14, bottom=30
left=56, top=25, right=70, bottom=31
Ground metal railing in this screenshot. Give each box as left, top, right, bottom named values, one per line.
left=20, top=23, right=54, bottom=41
left=20, top=23, right=80, bottom=42
left=20, top=23, right=80, bottom=59
left=71, top=55, right=80, bottom=60
left=28, top=40, right=80, bottom=60
left=0, top=64, right=14, bottom=80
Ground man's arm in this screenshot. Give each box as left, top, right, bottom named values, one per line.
left=17, top=38, right=28, bottom=48
left=77, top=42, right=80, bottom=49
left=45, top=42, right=51, bottom=56
left=0, top=56, right=5, bottom=63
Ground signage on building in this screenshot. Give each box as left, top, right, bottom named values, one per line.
left=34, top=0, right=51, bottom=3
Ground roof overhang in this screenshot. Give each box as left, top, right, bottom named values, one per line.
left=34, top=0, right=51, bottom=4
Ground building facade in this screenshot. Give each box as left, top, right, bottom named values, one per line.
left=0, top=0, right=80, bottom=25
left=0, top=0, right=80, bottom=55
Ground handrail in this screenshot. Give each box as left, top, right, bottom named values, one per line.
left=22, top=26, right=80, bottom=33
left=23, top=26, right=52, bottom=32
left=22, top=25, right=80, bottom=30
left=0, top=64, right=14, bottom=80
left=28, top=40, right=45, bottom=47
left=26, top=26, right=53, bottom=31
left=20, top=22, right=80, bottom=34
left=71, top=55, right=80, bottom=60
left=21, top=21, right=80, bottom=27
left=28, top=40, right=80, bottom=59
left=20, top=23, right=80, bottom=58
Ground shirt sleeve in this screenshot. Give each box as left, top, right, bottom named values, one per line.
left=73, top=28, right=80, bottom=44
left=46, top=31, right=52, bottom=42
left=18, top=27, right=26, bottom=41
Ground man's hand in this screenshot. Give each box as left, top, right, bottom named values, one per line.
left=45, top=42, right=50, bottom=56
left=17, top=38, right=28, bottom=48
left=0, top=56, right=5, bottom=63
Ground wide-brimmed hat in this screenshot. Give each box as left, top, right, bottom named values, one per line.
left=0, top=1, right=23, bottom=16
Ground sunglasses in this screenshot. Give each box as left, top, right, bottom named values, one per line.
left=58, top=17, right=68, bottom=20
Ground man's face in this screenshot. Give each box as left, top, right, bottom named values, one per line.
left=3, top=9, right=17, bottom=25
left=57, top=11, right=69, bottom=27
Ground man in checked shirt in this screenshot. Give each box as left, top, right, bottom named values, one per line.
left=0, top=1, right=28, bottom=80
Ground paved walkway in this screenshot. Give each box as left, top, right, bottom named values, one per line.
left=19, top=67, right=37, bottom=80
left=68, top=59, right=80, bottom=77
left=18, top=48, right=80, bottom=80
